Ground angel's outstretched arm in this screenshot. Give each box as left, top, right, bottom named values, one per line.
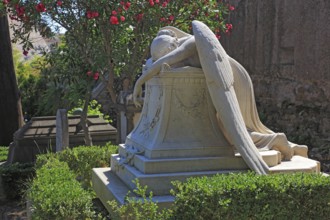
left=133, top=36, right=197, bottom=106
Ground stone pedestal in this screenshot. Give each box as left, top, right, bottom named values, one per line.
left=126, top=67, right=234, bottom=159
left=93, top=67, right=320, bottom=210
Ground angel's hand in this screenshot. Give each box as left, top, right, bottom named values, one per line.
left=161, top=63, right=171, bottom=72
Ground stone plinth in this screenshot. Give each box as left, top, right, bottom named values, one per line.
left=125, top=67, right=233, bottom=159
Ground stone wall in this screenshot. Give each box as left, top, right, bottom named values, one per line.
left=221, top=0, right=330, bottom=153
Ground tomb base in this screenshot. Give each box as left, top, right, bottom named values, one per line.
left=92, top=154, right=320, bottom=211
left=92, top=68, right=320, bottom=212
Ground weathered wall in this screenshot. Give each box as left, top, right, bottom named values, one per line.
left=221, top=0, right=330, bottom=154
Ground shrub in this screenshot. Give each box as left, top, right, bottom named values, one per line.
left=57, top=144, right=117, bottom=190
left=171, top=172, right=330, bottom=220
left=0, top=146, right=8, bottom=162
left=36, top=144, right=118, bottom=190
left=28, top=157, right=96, bottom=219
left=0, top=162, right=35, bottom=200
left=109, top=179, right=172, bottom=220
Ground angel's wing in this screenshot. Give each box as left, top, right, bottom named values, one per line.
left=192, top=20, right=269, bottom=174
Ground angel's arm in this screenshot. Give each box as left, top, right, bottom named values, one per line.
left=133, top=36, right=197, bottom=106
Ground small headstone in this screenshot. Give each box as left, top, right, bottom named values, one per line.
left=56, top=109, right=69, bottom=152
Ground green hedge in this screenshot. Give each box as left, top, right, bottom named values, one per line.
left=171, top=172, right=330, bottom=220
left=27, top=144, right=118, bottom=219
left=26, top=144, right=330, bottom=219
left=36, top=144, right=118, bottom=190
left=0, top=162, right=35, bottom=200
left=28, top=157, right=96, bottom=219
left=0, top=146, right=8, bottom=162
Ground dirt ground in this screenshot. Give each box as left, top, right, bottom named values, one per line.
left=0, top=200, right=27, bottom=220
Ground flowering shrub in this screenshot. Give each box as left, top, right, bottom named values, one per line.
left=1, top=0, right=234, bottom=104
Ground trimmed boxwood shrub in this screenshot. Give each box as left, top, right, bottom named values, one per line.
left=171, top=172, right=330, bottom=220
left=0, top=162, right=35, bottom=200
left=36, top=144, right=118, bottom=190
left=28, top=157, right=96, bottom=219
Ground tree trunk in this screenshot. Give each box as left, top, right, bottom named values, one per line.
left=0, top=15, right=24, bottom=146
left=81, top=91, right=93, bottom=146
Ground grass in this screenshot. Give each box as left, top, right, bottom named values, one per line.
left=0, top=146, right=9, bottom=162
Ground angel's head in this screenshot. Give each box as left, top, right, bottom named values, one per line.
left=150, top=30, right=178, bottom=61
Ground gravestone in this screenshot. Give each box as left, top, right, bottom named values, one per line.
left=56, top=109, right=69, bottom=152
left=92, top=21, right=320, bottom=211
left=7, top=115, right=117, bottom=163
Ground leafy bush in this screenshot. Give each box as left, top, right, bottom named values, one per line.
left=36, top=144, right=118, bottom=190
left=109, top=179, right=172, bottom=220
left=68, top=99, right=112, bottom=123
left=0, top=162, right=35, bottom=200
left=28, top=157, right=96, bottom=219
left=171, top=172, right=330, bottom=220
left=0, top=146, right=8, bottom=162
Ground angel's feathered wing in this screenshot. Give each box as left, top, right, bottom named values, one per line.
left=192, top=20, right=269, bottom=174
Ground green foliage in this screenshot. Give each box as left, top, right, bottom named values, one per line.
left=36, top=144, right=118, bottom=190
left=109, top=179, right=172, bottom=220
left=0, top=146, right=8, bottom=162
left=69, top=99, right=112, bottom=123
left=3, top=0, right=234, bottom=109
left=0, top=162, right=35, bottom=200
left=13, top=48, right=48, bottom=117
left=28, top=157, right=96, bottom=219
left=171, top=172, right=330, bottom=220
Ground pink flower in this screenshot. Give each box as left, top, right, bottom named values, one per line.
left=155, top=0, right=159, bottom=3
left=56, top=1, right=62, bottom=6
left=86, top=71, right=93, bottom=76
left=162, top=2, right=167, bottom=7
left=3, top=0, right=9, bottom=5
left=15, top=5, right=25, bottom=17
left=228, top=5, right=235, bottom=11
left=112, top=10, right=117, bottom=15
left=35, top=3, right=46, bottom=12
left=92, top=11, right=99, bottom=18
left=93, top=72, right=100, bottom=80
left=124, top=2, right=131, bottom=10
left=149, top=0, right=154, bottom=6
left=110, top=16, right=119, bottom=24
left=160, top=17, right=166, bottom=22
left=216, top=34, right=221, bottom=39
left=23, top=50, right=28, bottom=56
left=120, top=16, right=125, bottom=22
left=136, top=13, right=143, bottom=22
left=168, top=15, right=174, bottom=21
left=87, top=11, right=99, bottom=19
left=87, top=11, right=93, bottom=19
left=120, top=1, right=125, bottom=5
left=225, top=23, right=233, bottom=34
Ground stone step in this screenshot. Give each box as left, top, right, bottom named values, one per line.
left=114, top=150, right=281, bottom=174
left=111, top=157, right=244, bottom=196
left=118, top=143, right=235, bottom=159
left=269, top=156, right=320, bottom=173
left=112, top=154, right=248, bottom=174
left=92, top=168, right=175, bottom=211
left=111, top=154, right=320, bottom=196
left=93, top=156, right=321, bottom=213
